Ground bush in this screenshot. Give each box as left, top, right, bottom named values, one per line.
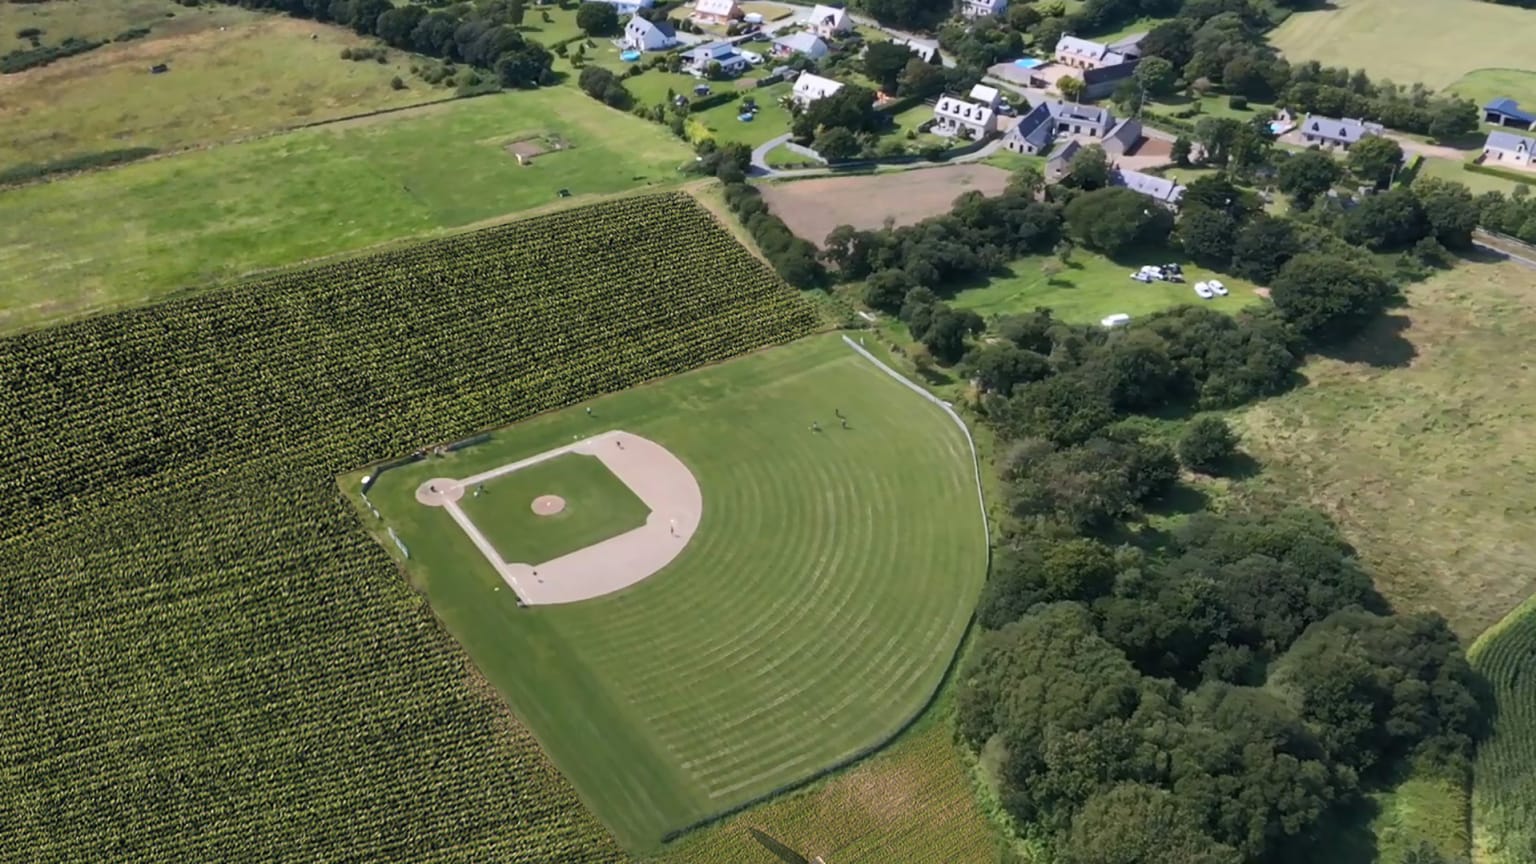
left=1228, top=94, right=1248, bottom=110
left=389, top=75, right=406, bottom=90
left=0, top=147, right=160, bottom=187
left=0, top=36, right=106, bottom=73
left=1178, top=416, right=1239, bottom=473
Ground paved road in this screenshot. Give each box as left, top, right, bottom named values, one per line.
left=751, top=135, right=1008, bottom=178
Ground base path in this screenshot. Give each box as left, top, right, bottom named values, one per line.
left=418, top=431, right=702, bottom=606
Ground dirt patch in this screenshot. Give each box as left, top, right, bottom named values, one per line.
left=759, top=164, right=1012, bottom=247
left=504, top=134, right=566, bottom=162
left=1129, top=137, right=1172, bottom=159
left=531, top=494, right=567, bottom=516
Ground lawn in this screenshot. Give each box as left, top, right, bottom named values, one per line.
left=459, top=454, right=651, bottom=565
left=515, top=4, right=586, bottom=45
left=1447, top=67, right=1536, bottom=115
left=0, top=1, right=438, bottom=169
left=1415, top=155, right=1533, bottom=195
left=0, top=88, right=692, bottom=334
left=1237, top=257, right=1536, bottom=639
left=947, top=251, right=1260, bottom=324
left=0, top=0, right=238, bottom=53
left=1270, top=0, right=1536, bottom=92
left=353, top=334, right=986, bottom=852
left=693, top=82, right=796, bottom=147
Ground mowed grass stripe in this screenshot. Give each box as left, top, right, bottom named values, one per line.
left=362, top=335, right=984, bottom=850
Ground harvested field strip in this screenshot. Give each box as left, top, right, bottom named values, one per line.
left=0, top=193, right=815, bottom=861
left=759, top=165, right=1011, bottom=247
left=1470, top=595, right=1536, bottom=864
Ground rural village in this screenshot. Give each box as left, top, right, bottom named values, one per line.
left=4, top=0, right=1536, bottom=862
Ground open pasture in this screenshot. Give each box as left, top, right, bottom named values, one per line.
left=0, top=88, right=692, bottom=334
left=359, top=333, right=987, bottom=851
left=0, top=194, right=815, bottom=862
left=1270, top=0, right=1536, bottom=92
left=759, top=165, right=1012, bottom=247
left=1238, top=257, right=1536, bottom=639
left=0, top=4, right=431, bottom=170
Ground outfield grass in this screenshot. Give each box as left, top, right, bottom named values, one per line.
left=0, top=2, right=436, bottom=168
left=0, top=89, right=691, bottom=334
left=1237, top=257, right=1536, bottom=639
left=649, top=707, right=999, bottom=863
left=1270, top=0, right=1536, bottom=91
left=353, top=334, right=985, bottom=852
left=1469, top=594, right=1536, bottom=864
left=1447, top=68, right=1536, bottom=115
left=946, top=251, right=1259, bottom=323
left=460, top=454, right=651, bottom=565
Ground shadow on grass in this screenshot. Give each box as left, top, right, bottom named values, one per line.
left=1146, top=482, right=1211, bottom=519
left=1217, top=450, right=1263, bottom=480
left=747, top=827, right=810, bottom=863
left=1317, top=312, right=1417, bottom=369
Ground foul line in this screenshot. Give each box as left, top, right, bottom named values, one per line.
left=841, top=334, right=990, bottom=548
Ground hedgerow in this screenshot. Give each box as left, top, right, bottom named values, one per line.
left=0, top=192, right=816, bottom=860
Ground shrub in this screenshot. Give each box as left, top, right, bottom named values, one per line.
left=389, top=75, right=406, bottom=90
left=1178, top=416, right=1239, bottom=473
left=1228, top=94, right=1248, bottom=110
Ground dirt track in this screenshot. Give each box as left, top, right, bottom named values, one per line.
left=759, top=165, right=1011, bottom=247
left=417, top=431, right=701, bottom=606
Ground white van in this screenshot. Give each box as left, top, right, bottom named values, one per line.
left=1101, top=313, right=1132, bottom=328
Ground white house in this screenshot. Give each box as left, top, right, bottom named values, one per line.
left=773, top=32, right=829, bottom=60
left=968, top=83, right=1002, bottom=109
left=682, top=40, right=751, bottom=76
left=932, top=95, right=996, bottom=139
left=807, top=4, right=851, bottom=38
left=889, top=37, right=939, bottom=64
left=1483, top=129, right=1536, bottom=169
left=693, top=0, right=741, bottom=24
left=961, top=0, right=1008, bottom=17
left=1053, top=35, right=1126, bottom=70
left=594, top=0, right=653, bottom=14
left=792, top=72, right=844, bottom=106
left=1299, top=114, right=1384, bottom=151
left=623, top=15, right=679, bottom=52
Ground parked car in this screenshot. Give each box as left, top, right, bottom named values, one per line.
left=1164, top=262, right=1183, bottom=275
left=1163, top=271, right=1185, bottom=283
left=1138, top=265, right=1165, bottom=281
left=1129, top=271, right=1155, bottom=283
left=1208, top=279, right=1229, bottom=296
left=1101, top=313, right=1132, bottom=328
left=1193, top=281, right=1215, bottom=299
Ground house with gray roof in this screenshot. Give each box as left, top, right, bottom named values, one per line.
left=1046, top=139, right=1082, bottom=180
left=623, top=15, right=678, bottom=52
left=682, top=40, right=750, bottom=77
left=1106, top=32, right=1148, bottom=59
left=1003, top=101, right=1140, bottom=155
left=1047, top=100, right=1115, bottom=137
left=1003, top=103, right=1057, bottom=154
left=1484, top=98, right=1536, bottom=131
left=1111, top=168, right=1186, bottom=207
left=773, top=31, right=829, bottom=60
left=932, top=94, right=997, bottom=139
left=1054, top=35, right=1127, bottom=70
left=1103, top=118, right=1142, bottom=157
left=1299, top=114, right=1384, bottom=151
left=1082, top=58, right=1140, bottom=100
left=962, top=0, right=1008, bottom=17
left=1483, top=129, right=1536, bottom=170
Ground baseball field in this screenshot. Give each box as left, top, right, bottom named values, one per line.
left=352, top=333, right=988, bottom=852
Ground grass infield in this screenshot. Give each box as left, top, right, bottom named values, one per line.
left=352, top=334, right=986, bottom=852
left=460, top=453, right=650, bottom=564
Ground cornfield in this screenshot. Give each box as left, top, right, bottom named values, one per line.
left=1471, top=595, right=1536, bottom=864
left=0, top=192, right=816, bottom=861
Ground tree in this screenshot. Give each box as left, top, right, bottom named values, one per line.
left=509, top=0, right=525, bottom=27
left=1177, top=207, right=1237, bottom=267
left=1270, top=253, right=1394, bottom=342
left=1276, top=150, right=1342, bottom=208
left=1064, top=188, right=1174, bottom=256
left=1342, top=186, right=1429, bottom=250
left=1179, top=416, right=1239, bottom=473
left=1008, top=164, right=1045, bottom=198
left=1058, top=74, right=1085, bottom=102
left=1067, top=143, right=1110, bottom=190
left=1133, top=56, right=1176, bottom=97
left=1414, top=177, right=1480, bottom=250
left=347, top=0, right=392, bottom=35
left=1112, top=79, right=1144, bottom=115
left=862, top=269, right=915, bottom=313
left=575, top=1, right=618, bottom=35
left=578, top=66, right=630, bottom=107
left=1059, top=784, right=1242, bottom=864
left=863, top=41, right=914, bottom=93
left=1231, top=215, right=1300, bottom=283
left=922, top=306, right=985, bottom=363
left=898, top=57, right=946, bottom=98
left=1347, top=135, right=1404, bottom=187
left=1427, top=99, right=1478, bottom=140
left=967, top=343, right=1052, bottom=395
left=1172, top=136, right=1193, bottom=167
left=494, top=42, right=552, bottom=88
left=374, top=4, right=426, bottom=46
left=813, top=126, right=860, bottom=162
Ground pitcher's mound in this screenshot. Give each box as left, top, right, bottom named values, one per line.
left=531, top=494, right=567, bottom=516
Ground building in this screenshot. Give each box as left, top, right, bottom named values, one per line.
left=1484, top=98, right=1536, bottom=131
left=773, top=32, right=829, bottom=60
left=622, top=15, right=678, bottom=52
left=807, top=4, right=851, bottom=38
left=968, top=83, right=1002, bottom=109
left=1111, top=168, right=1186, bottom=207
left=889, top=37, right=940, bottom=64
left=1002, top=101, right=1137, bottom=155
left=1046, top=139, right=1082, bottom=180
left=1102, top=117, right=1142, bottom=157
left=961, top=0, right=1008, bottom=17
left=1483, top=129, right=1536, bottom=169
left=682, top=40, right=750, bottom=76
left=1299, top=114, right=1384, bottom=151
left=932, top=94, right=997, bottom=139
left=1047, top=100, right=1115, bottom=137
left=693, top=0, right=741, bottom=25
left=1081, top=58, right=1140, bottom=100
left=593, top=0, right=653, bottom=14
left=792, top=72, right=844, bottom=106
left=1002, top=104, right=1056, bottom=154
left=1053, top=35, right=1128, bottom=70
left=1106, top=32, right=1148, bottom=59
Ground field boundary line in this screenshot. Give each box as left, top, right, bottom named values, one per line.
left=841, top=334, right=990, bottom=548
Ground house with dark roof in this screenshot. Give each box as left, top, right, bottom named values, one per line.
left=623, top=15, right=678, bottom=52
left=1102, top=118, right=1142, bottom=157
left=1299, top=114, right=1384, bottom=151
left=1048, top=101, right=1115, bottom=137
left=1106, top=32, right=1148, bottom=59
left=1046, top=139, right=1082, bottom=180
left=1111, top=168, right=1186, bottom=207
left=1003, top=103, right=1057, bottom=154
left=1082, top=58, right=1140, bottom=100
left=1484, top=98, right=1536, bottom=131
left=1483, top=129, right=1536, bottom=169
left=1002, top=101, right=1140, bottom=155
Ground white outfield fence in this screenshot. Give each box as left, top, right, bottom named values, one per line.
left=841, top=334, right=990, bottom=548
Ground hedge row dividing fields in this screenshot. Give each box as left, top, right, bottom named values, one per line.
left=0, top=192, right=817, bottom=861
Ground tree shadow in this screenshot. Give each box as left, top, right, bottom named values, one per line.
left=1280, top=794, right=1379, bottom=864
left=1216, top=451, right=1263, bottom=480
left=1316, top=312, right=1417, bottom=369
left=747, top=827, right=810, bottom=864
left=1146, top=482, right=1210, bottom=518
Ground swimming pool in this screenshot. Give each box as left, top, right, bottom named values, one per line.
left=620, top=49, right=642, bottom=62
left=1014, top=57, right=1044, bottom=69
left=1269, top=121, right=1294, bottom=135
